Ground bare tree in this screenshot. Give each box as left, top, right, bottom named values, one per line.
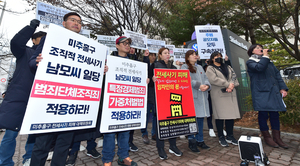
left=0, top=32, right=14, bottom=78
left=25, top=0, right=167, bottom=36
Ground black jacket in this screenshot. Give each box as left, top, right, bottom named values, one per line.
left=150, top=60, right=177, bottom=116
left=0, top=25, right=37, bottom=131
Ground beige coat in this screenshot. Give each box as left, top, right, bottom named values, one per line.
left=206, top=65, right=241, bottom=119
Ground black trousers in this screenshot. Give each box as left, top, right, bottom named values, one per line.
left=30, top=131, right=74, bottom=166
left=129, top=130, right=134, bottom=143
left=215, top=119, right=234, bottom=137
left=155, top=119, right=176, bottom=148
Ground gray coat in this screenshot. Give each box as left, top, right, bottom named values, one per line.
left=182, top=64, right=211, bottom=118
left=206, top=65, right=240, bottom=119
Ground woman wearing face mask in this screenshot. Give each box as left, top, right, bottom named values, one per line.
left=246, top=44, right=288, bottom=149
left=151, top=47, right=182, bottom=160
left=181, top=50, right=211, bottom=153
left=206, top=52, right=240, bottom=147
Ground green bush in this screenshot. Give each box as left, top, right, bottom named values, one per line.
left=280, top=79, right=300, bottom=125
left=244, top=79, right=300, bottom=126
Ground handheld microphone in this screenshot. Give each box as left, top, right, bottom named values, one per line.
left=261, top=49, right=274, bottom=52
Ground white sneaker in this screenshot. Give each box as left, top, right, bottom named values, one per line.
left=209, top=129, right=216, bottom=137
left=97, top=138, right=103, bottom=147
left=80, top=145, right=86, bottom=151
left=46, top=151, right=53, bottom=161
left=180, top=135, right=186, bottom=139
left=223, top=130, right=227, bottom=136
left=23, top=158, right=31, bottom=166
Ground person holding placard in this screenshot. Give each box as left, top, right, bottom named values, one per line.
left=152, top=47, right=182, bottom=160
left=0, top=19, right=46, bottom=166
left=181, top=50, right=211, bottom=153
left=28, top=12, right=83, bottom=166
left=101, top=36, right=138, bottom=166
left=206, top=52, right=240, bottom=147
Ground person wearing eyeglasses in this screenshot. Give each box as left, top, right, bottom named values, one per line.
left=28, top=12, right=106, bottom=166
left=101, top=36, right=139, bottom=166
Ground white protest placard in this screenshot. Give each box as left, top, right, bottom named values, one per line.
left=97, top=35, right=118, bottom=52
left=124, top=30, right=147, bottom=50
left=195, top=25, right=226, bottom=59
left=36, top=1, right=71, bottom=26
left=166, top=45, right=175, bottom=56
left=147, top=39, right=166, bottom=53
left=100, top=56, right=148, bottom=133
left=173, top=48, right=191, bottom=62
left=20, top=24, right=107, bottom=134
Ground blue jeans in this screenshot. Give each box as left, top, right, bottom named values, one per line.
left=188, top=118, right=204, bottom=142
left=102, top=131, right=129, bottom=163
left=141, top=103, right=156, bottom=137
left=69, top=139, right=97, bottom=155
left=258, top=111, right=280, bottom=131
left=0, top=130, right=35, bottom=166
left=22, top=134, right=35, bottom=163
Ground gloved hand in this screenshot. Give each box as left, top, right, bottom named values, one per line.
left=30, top=19, right=40, bottom=29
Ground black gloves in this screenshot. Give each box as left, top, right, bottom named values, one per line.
left=30, top=19, right=40, bottom=29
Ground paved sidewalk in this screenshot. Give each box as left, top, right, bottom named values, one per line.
left=1, top=123, right=300, bottom=166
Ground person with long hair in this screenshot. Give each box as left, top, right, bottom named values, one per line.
left=181, top=50, right=211, bottom=153
left=151, top=47, right=182, bottom=160
left=246, top=44, right=288, bottom=149
left=206, top=52, right=240, bottom=147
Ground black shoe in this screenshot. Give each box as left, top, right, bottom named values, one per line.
left=129, top=142, right=138, bottom=152
left=169, top=145, right=183, bottom=157
left=226, top=135, right=238, bottom=145
left=189, top=139, right=200, bottom=153
left=66, top=151, right=78, bottom=166
left=219, top=136, right=229, bottom=147
left=86, top=148, right=101, bottom=158
left=157, top=148, right=168, bottom=160
left=197, top=141, right=210, bottom=149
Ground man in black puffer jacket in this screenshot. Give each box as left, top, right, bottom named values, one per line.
left=0, top=19, right=46, bottom=166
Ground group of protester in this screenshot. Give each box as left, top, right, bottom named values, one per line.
left=0, top=11, right=289, bottom=166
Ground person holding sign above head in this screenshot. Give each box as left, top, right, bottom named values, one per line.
left=0, top=19, right=45, bottom=166
left=101, top=36, right=138, bottom=166
left=205, top=52, right=240, bottom=147
left=28, top=12, right=85, bottom=166
left=152, top=47, right=182, bottom=160
left=181, top=50, right=211, bottom=153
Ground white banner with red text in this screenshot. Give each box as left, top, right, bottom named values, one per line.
left=20, top=24, right=107, bottom=134
left=100, top=55, right=148, bottom=133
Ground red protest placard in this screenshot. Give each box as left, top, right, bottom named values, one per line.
left=154, top=69, right=198, bottom=139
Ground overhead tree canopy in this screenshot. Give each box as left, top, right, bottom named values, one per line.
left=227, top=0, right=300, bottom=61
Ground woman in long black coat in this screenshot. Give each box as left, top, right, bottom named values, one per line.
left=246, top=44, right=288, bottom=149
left=151, top=47, right=182, bottom=160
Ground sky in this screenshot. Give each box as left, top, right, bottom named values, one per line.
left=0, top=0, right=46, bottom=46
